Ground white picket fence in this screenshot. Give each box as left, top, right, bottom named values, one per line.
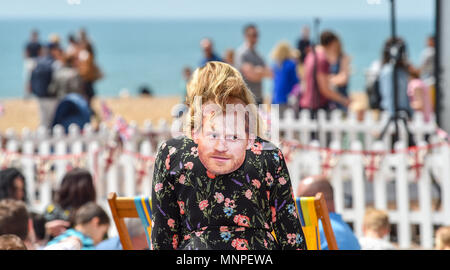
left=1, top=109, right=448, bottom=249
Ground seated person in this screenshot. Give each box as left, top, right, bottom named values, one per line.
left=297, top=175, right=361, bottom=250
left=44, top=202, right=110, bottom=250
left=359, top=208, right=395, bottom=250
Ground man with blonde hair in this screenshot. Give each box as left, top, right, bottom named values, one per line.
left=435, top=226, right=450, bottom=250
left=359, top=208, right=395, bottom=250
left=151, top=61, right=305, bottom=250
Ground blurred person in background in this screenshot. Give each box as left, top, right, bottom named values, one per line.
left=199, top=38, right=222, bottom=67
left=78, top=41, right=103, bottom=109
left=435, top=226, right=450, bottom=250
left=270, top=41, right=299, bottom=116
left=23, top=29, right=41, bottom=96
left=328, top=36, right=351, bottom=112
left=0, top=234, right=27, bottom=250
left=0, top=199, right=36, bottom=250
left=45, top=202, right=110, bottom=250
left=359, top=208, right=395, bottom=250
left=235, top=24, right=272, bottom=105
left=0, top=168, right=27, bottom=203
left=299, top=31, right=350, bottom=115
left=223, top=49, right=235, bottom=66
left=66, top=33, right=80, bottom=58
left=96, top=218, right=148, bottom=250
left=48, top=54, right=84, bottom=99
left=43, top=168, right=96, bottom=238
left=297, top=175, right=361, bottom=250
left=297, top=26, right=311, bottom=65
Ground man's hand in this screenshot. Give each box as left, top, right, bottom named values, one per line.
left=45, top=220, right=70, bottom=237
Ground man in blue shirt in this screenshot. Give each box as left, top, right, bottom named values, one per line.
left=199, top=38, right=222, bottom=67
left=297, top=175, right=361, bottom=250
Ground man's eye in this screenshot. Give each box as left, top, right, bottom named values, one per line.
left=226, top=135, right=238, bottom=141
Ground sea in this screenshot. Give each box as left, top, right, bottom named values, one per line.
left=0, top=18, right=434, bottom=99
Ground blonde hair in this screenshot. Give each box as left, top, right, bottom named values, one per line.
left=185, top=61, right=263, bottom=138
left=270, top=41, right=295, bottom=63
left=363, top=208, right=390, bottom=232
left=435, top=226, right=450, bottom=249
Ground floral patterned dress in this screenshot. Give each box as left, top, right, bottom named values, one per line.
left=151, top=136, right=306, bottom=250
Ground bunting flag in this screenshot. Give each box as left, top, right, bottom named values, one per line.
left=320, top=148, right=339, bottom=177
left=103, top=143, right=118, bottom=175
left=100, top=100, right=113, bottom=121
left=114, top=117, right=134, bottom=141
left=363, top=152, right=384, bottom=182
left=408, top=146, right=427, bottom=182
left=36, top=157, right=53, bottom=183
left=135, top=157, right=153, bottom=186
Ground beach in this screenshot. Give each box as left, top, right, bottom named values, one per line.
left=0, top=92, right=368, bottom=133
left=0, top=96, right=182, bottom=133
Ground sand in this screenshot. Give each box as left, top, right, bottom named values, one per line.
left=0, top=96, right=182, bottom=133
left=0, top=92, right=368, bottom=133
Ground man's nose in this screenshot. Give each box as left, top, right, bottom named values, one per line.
left=214, top=138, right=228, bottom=152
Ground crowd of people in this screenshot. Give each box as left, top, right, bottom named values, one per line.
left=0, top=167, right=148, bottom=250
left=24, top=29, right=103, bottom=131
left=186, top=23, right=435, bottom=122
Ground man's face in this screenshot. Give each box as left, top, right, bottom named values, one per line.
left=194, top=103, right=253, bottom=175
left=245, top=27, right=259, bottom=47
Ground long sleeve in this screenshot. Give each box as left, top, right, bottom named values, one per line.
left=151, top=142, right=181, bottom=250
left=268, top=148, right=306, bottom=250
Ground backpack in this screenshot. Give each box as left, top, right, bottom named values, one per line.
left=30, top=57, right=54, bottom=97
left=367, top=74, right=382, bottom=110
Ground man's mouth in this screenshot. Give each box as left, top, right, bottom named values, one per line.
left=211, top=156, right=230, bottom=161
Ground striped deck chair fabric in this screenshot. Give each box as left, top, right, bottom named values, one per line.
left=134, top=197, right=152, bottom=248
left=296, top=197, right=321, bottom=250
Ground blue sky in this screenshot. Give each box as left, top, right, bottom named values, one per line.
left=0, top=0, right=434, bottom=20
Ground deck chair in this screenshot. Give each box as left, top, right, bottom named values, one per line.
left=295, top=192, right=338, bottom=250
left=107, top=192, right=152, bottom=250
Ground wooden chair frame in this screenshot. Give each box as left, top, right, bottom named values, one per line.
left=108, top=191, right=338, bottom=250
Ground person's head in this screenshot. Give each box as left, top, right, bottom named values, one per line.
left=243, top=24, right=259, bottom=48
left=125, top=218, right=148, bottom=250
left=73, top=202, right=110, bottom=245
left=63, top=54, right=77, bottom=68
left=270, top=41, right=295, bottom=64
left=435, top=226, right=450, bottom=250
left=56, top=168, right=96, bottom=211
left=301, top=26, right=310, bottom=39
left=0, top=199, right=29, bottom=241
left=381, top=37, right=408, bottom=68
left=48, top=33, right=60, bottom=46
left=223, top=49, right=234, bottom=66
left=0, top=234, right=27, bottom=250
left=427, top=35, right=435, bottom=48
left=186, top=61, right=262, bottom=175
left=183, top=66, right=192, bottom=81
left=297, top=175, right=335, bottom=212
left=362, top=208, right=390, bottom=239
left=68, top=34, right=78, bottom=45
left=200, top=38, right=214, bottom=58
left=31, top=30, right=39, bottom=42
left=320, top=30, right=339, bottom=54
left=79, top=28, right=88, bottom=42
left=0, top=168, right=26, bottom=202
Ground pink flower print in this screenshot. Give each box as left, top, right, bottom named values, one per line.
left=184, top=162, right=194, bottom=170
left=287, top=233, right=296, bottom=246
left=279, top=177, right=287, bottom=185
left=165, top=155, right=170, bottom=170
left=224, top=198, right=236, bottom=208
left=178, top=174, right=186, bottom=184
left=190, top=146, right=198, bottom=157
left=177, top=201, right=185, bottom=215
left=172, top=234, right=178, bottom=249
left=155, top=183, right=163, bottom=193
left=167, top=218, right=175, bottom=228
left=265, top=172, right=274, bottom=186
left=250, top=142, right=263, bottom=155
left=252, top=179, right=261, bottom=189
left=271, top=206, right=276, bottom=223
left=220, top=226, right=229, bottom=232
left=214, top=192, right=224, bottom=203
left=245, top=189, right=252, bottom=200
left=169, top=147, right=176, bottom=156
left=231, top=238, right=249, bottom=250
left=199, top=200, right=209, bottom=211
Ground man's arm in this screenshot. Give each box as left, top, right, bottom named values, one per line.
left=241, top=63, right=272, bottom=82
left=151, top=142, right=181, bottom=250
left=317, top=72, right=350, bottom=107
